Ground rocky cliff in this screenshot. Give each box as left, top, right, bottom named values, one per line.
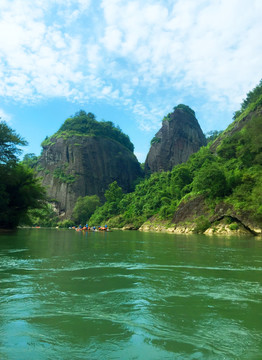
left=37, top=112, right=142, bottom=217
left=145, top=105, right=206, bottom=173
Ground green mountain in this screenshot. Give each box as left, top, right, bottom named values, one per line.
left=41, top=110, right=134, bottom=152
left=36, top=111, right=143, bottom=218
left=89, top=81, right=262, bottom=235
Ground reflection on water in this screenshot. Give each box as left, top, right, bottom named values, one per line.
left=0, top=229, right=262, bottom=359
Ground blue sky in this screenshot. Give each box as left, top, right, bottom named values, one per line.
left=0, top=0, right=261, bottom=162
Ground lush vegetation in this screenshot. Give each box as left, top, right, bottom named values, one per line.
left=87, top=82, right=262, bottom=230
left=53, top=165, right=77, bottom=184
left=205, top=130, right=223, bottom=143
left=150, top=136, right=161, bottom=145
left=233, top=79, right=262, bottom=119
left=161, top=104, right=196, bottom=123
left=174, top=104, right=195, bottom=117
left=72, top=195, right=101, bottom=225
left=26, top=203, right=59, bottom=228
left=41, top=110, right=134, bottom=152
left=6, top=82, right=261, bottom=232
left=0, top=122, right=46, bottom=229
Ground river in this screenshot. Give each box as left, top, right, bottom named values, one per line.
left=0, top=229, right=261, bottom=359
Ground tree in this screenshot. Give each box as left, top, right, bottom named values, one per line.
left=205, top=130, right=223, bottom=143
left=22, top=153, right=38, bottom=168
left=0, top=121, right=27, bottom=165
left=171, top=164, right=193, bottom=191
left=0, top=122, right=46, bottom=229
left=105, top=181, right=123, bottom=203
left=193, top=162, right=227, bottom=198
left=72, top=195, right=101, bottom=224
left=240, top=79, right=262, bottom=112
left=0, top=164, right=46, bottom=228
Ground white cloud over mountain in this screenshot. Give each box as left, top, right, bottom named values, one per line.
left=0, top=0, right=261, bottom=130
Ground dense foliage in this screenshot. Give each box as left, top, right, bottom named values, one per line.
left=173, top=104, right=195, bottom=117
left=0, top=122, right=46, bottom=229
left=161, top=104, right=196, bottom=124
left=0, top=121, right=27, bottom=164
left=89, top=182, right=123, bottom=226
left=72, top=195, right=101, bottom=225
left=41, top=110, right=134, bottom=152
left=22, top=153, right=39, bottom=168
left=25, top=203, right=59, bottom=228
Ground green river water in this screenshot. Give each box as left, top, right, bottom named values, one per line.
left=0, top=229, right=261, bottom=360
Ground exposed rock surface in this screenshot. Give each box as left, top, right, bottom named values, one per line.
left=204, top=223, right=252, bottom=236
left=171, top=195, right=209, bottom=224
left=145, top=107, right=206, bottom=173
left=173, top=196, right=261, bottom=235
left=37, top=135, right=142, bottom=217
left=138, top=196, right=262, bottom=236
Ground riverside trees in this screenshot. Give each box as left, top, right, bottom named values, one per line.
left=0, top=121, right=45, bottom=229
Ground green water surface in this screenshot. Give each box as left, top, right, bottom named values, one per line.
left=0, top=229, right=261, bottom=359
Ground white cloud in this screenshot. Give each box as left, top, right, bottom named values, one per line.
left=104, top=0, right=262, bottom=129
left=0, top=0, right=261, bottom=132
left=103, top=26, right=122, bottom=52
left=0, top=109, right=11, bottom=123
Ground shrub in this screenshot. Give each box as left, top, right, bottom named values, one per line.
left=174, top=104, right=195, bottom=117
left=193, top=216, right=211, bottom=234
left=73, top=195, right=101, bottom=224
left=150, top=136, right=161, bottom=145
left=229, top=223, right=239, bottom=231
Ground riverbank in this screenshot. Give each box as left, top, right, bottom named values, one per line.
left=135, top=217, right=262, bottom=236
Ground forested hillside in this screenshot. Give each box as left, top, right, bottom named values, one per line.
left=88, top=81, right=262, bottom=234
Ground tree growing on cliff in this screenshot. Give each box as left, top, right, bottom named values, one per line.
left=173, top=104, right=195, bottom=117
left=50, top=110, right=135, bottom=152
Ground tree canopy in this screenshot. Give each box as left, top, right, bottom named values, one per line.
left=0, top=121, right=27, bottom=165
left=174, top=104, right=195, bottom=117
left=42, top=110, right=134, bottom=152
left=0, top=121, right=46, bottom=229
left=72, top=195, right=101, bottom=224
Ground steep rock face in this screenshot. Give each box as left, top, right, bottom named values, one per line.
left=37, top=136, right=142, bottom=217
left=145, top=108, right=206, bottom=173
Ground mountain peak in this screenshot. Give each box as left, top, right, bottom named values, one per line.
left=145, top=105, right=206, bottom=173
